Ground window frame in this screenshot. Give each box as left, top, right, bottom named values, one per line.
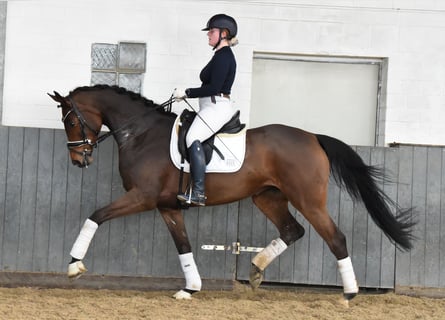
left=91, top=41, right=147, bottom=93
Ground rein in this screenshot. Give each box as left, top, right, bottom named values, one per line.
left=156, top=95, right=175, bottom=113
left=63, top=96, right=176, bottom=150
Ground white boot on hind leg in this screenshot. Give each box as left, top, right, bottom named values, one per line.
left=338, top=256, right=359, bottom=303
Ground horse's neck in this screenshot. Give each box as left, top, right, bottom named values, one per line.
left=101, top=104, right=173, bottom=147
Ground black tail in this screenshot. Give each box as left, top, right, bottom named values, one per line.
left=316, top=134, right=416, bottom=251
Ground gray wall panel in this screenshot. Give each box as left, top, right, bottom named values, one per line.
left=424, top=148, right=441, bottom=287
left=441, top=149, right=445, bottom=288
left=395, top=146, right=413, bottom=286
left=48, top=130, right=69, bottom=272
left=0, top=127, right=7, bottom=269
left=3, top=127, right=24, bottom=271
left=135, top=211, right=156, bottom=276
left=33, top=129, right=54, bottom=272
left=410, top=147, right=427, bottom=286
left=17, top=127, right=39, bottom=271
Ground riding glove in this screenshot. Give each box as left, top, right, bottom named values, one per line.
left=173, top=88, right=187, bottom=101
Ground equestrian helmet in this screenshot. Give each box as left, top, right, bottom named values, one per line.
left=202, top=14, right=237, bottom=38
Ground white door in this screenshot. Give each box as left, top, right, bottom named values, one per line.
left=249, top=53, right=383, bottom=146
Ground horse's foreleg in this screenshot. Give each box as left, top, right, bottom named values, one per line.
left=68, top=218, right=98, bottom=278
left=68, top=189, right=148, bottom=279
left=159, top=208, right=201, bottom=300
left=250, top=188, right=305, bottom=289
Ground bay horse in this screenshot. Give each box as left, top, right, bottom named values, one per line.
left=49, top=85, right=414, bottom=302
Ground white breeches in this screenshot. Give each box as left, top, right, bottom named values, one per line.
left=186, top=96, right=237, bottom=148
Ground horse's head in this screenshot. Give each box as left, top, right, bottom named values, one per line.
left=48, top=91, right=102, bottom=168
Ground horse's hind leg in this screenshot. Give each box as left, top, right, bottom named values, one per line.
left=249, top=188, right=305, bottom=289
left=294, top=197, right=359, bottom=301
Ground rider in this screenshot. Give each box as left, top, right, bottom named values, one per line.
left=174, top=14, right=239, bottom=206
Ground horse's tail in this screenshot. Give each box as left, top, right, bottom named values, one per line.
left=316, top=134, right=416, bottom=251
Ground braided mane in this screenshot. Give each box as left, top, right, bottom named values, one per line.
left=69, top=85, right=172, bottom=113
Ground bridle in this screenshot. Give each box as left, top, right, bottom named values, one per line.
left=60, top=95, right=175, bottom=165
left=61, top=98, right=99, bottom=148
left=61, top=98, right=113, bottom=165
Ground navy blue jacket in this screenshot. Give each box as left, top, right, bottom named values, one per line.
left=186, top=46, right=236, bottom=98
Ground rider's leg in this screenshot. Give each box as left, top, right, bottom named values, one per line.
left=177, top=140, right=207, bottom=206
left=177, top=96, right=235, bottom=206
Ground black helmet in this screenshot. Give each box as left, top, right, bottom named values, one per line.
left=202, top=14, right=237, bottom=38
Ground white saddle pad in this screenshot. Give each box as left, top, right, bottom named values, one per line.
left=169, top=115, right=246, bottom=173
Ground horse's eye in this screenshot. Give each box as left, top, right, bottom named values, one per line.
left=66, top=117, right=76, bottom=127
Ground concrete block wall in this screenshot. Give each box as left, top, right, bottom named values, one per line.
left=3, top=0, right=445, bottom=145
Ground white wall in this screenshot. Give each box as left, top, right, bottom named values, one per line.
left=3, top=0, right=445, bottom=145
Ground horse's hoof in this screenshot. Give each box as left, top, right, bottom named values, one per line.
left=173, top=290, right=192, bottom=300
left=249, top=264, right=264, bottom=290
left=340, top=292, right=358, bottom=308
left=67, top=261, right=87, bottom=279
left=343, top=292, right=357, bottom=301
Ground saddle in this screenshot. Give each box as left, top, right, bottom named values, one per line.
left=177, top=109, right=246, bottom=164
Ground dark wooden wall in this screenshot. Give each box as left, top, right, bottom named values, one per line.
left=0, top=125, right=444, bottom=292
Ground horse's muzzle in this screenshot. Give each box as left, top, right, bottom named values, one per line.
left=70, top=149, right=93, bottom=168
left=72, top=158, right=92, bottom=168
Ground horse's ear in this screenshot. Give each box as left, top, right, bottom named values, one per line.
left=47, top=91, right=66, bottom=104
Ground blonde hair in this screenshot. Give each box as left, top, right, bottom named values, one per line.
left=221, top=28, right=239, bottom=47
left=229, top=37, right=239, bottom=47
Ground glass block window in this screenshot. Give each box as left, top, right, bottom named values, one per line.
left=91, top=42, right=146, bottom=93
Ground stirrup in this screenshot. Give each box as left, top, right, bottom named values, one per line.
left=177, top=191, right=206, bottom=206
left=177, top=184, right=192, bottom=203
left=177, top=192, right=191, bottom=203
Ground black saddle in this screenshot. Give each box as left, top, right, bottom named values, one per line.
left=177, top=109, right=245, bottom=164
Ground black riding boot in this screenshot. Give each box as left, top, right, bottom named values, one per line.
left=177, top=140, right=207, bottom=206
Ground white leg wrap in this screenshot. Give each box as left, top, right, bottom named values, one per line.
left=70, top=219, right=98, bottom=260
left=179, top=252, right=202, bottom=291
left=338, top=256, right=359, bottom=294
left=252, top=238, right=288, bottom=270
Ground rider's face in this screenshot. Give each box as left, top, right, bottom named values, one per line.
left=207, top=28, right=220, bottom=47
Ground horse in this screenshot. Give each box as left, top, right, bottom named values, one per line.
left=49, top=84, right=415, bottom=302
